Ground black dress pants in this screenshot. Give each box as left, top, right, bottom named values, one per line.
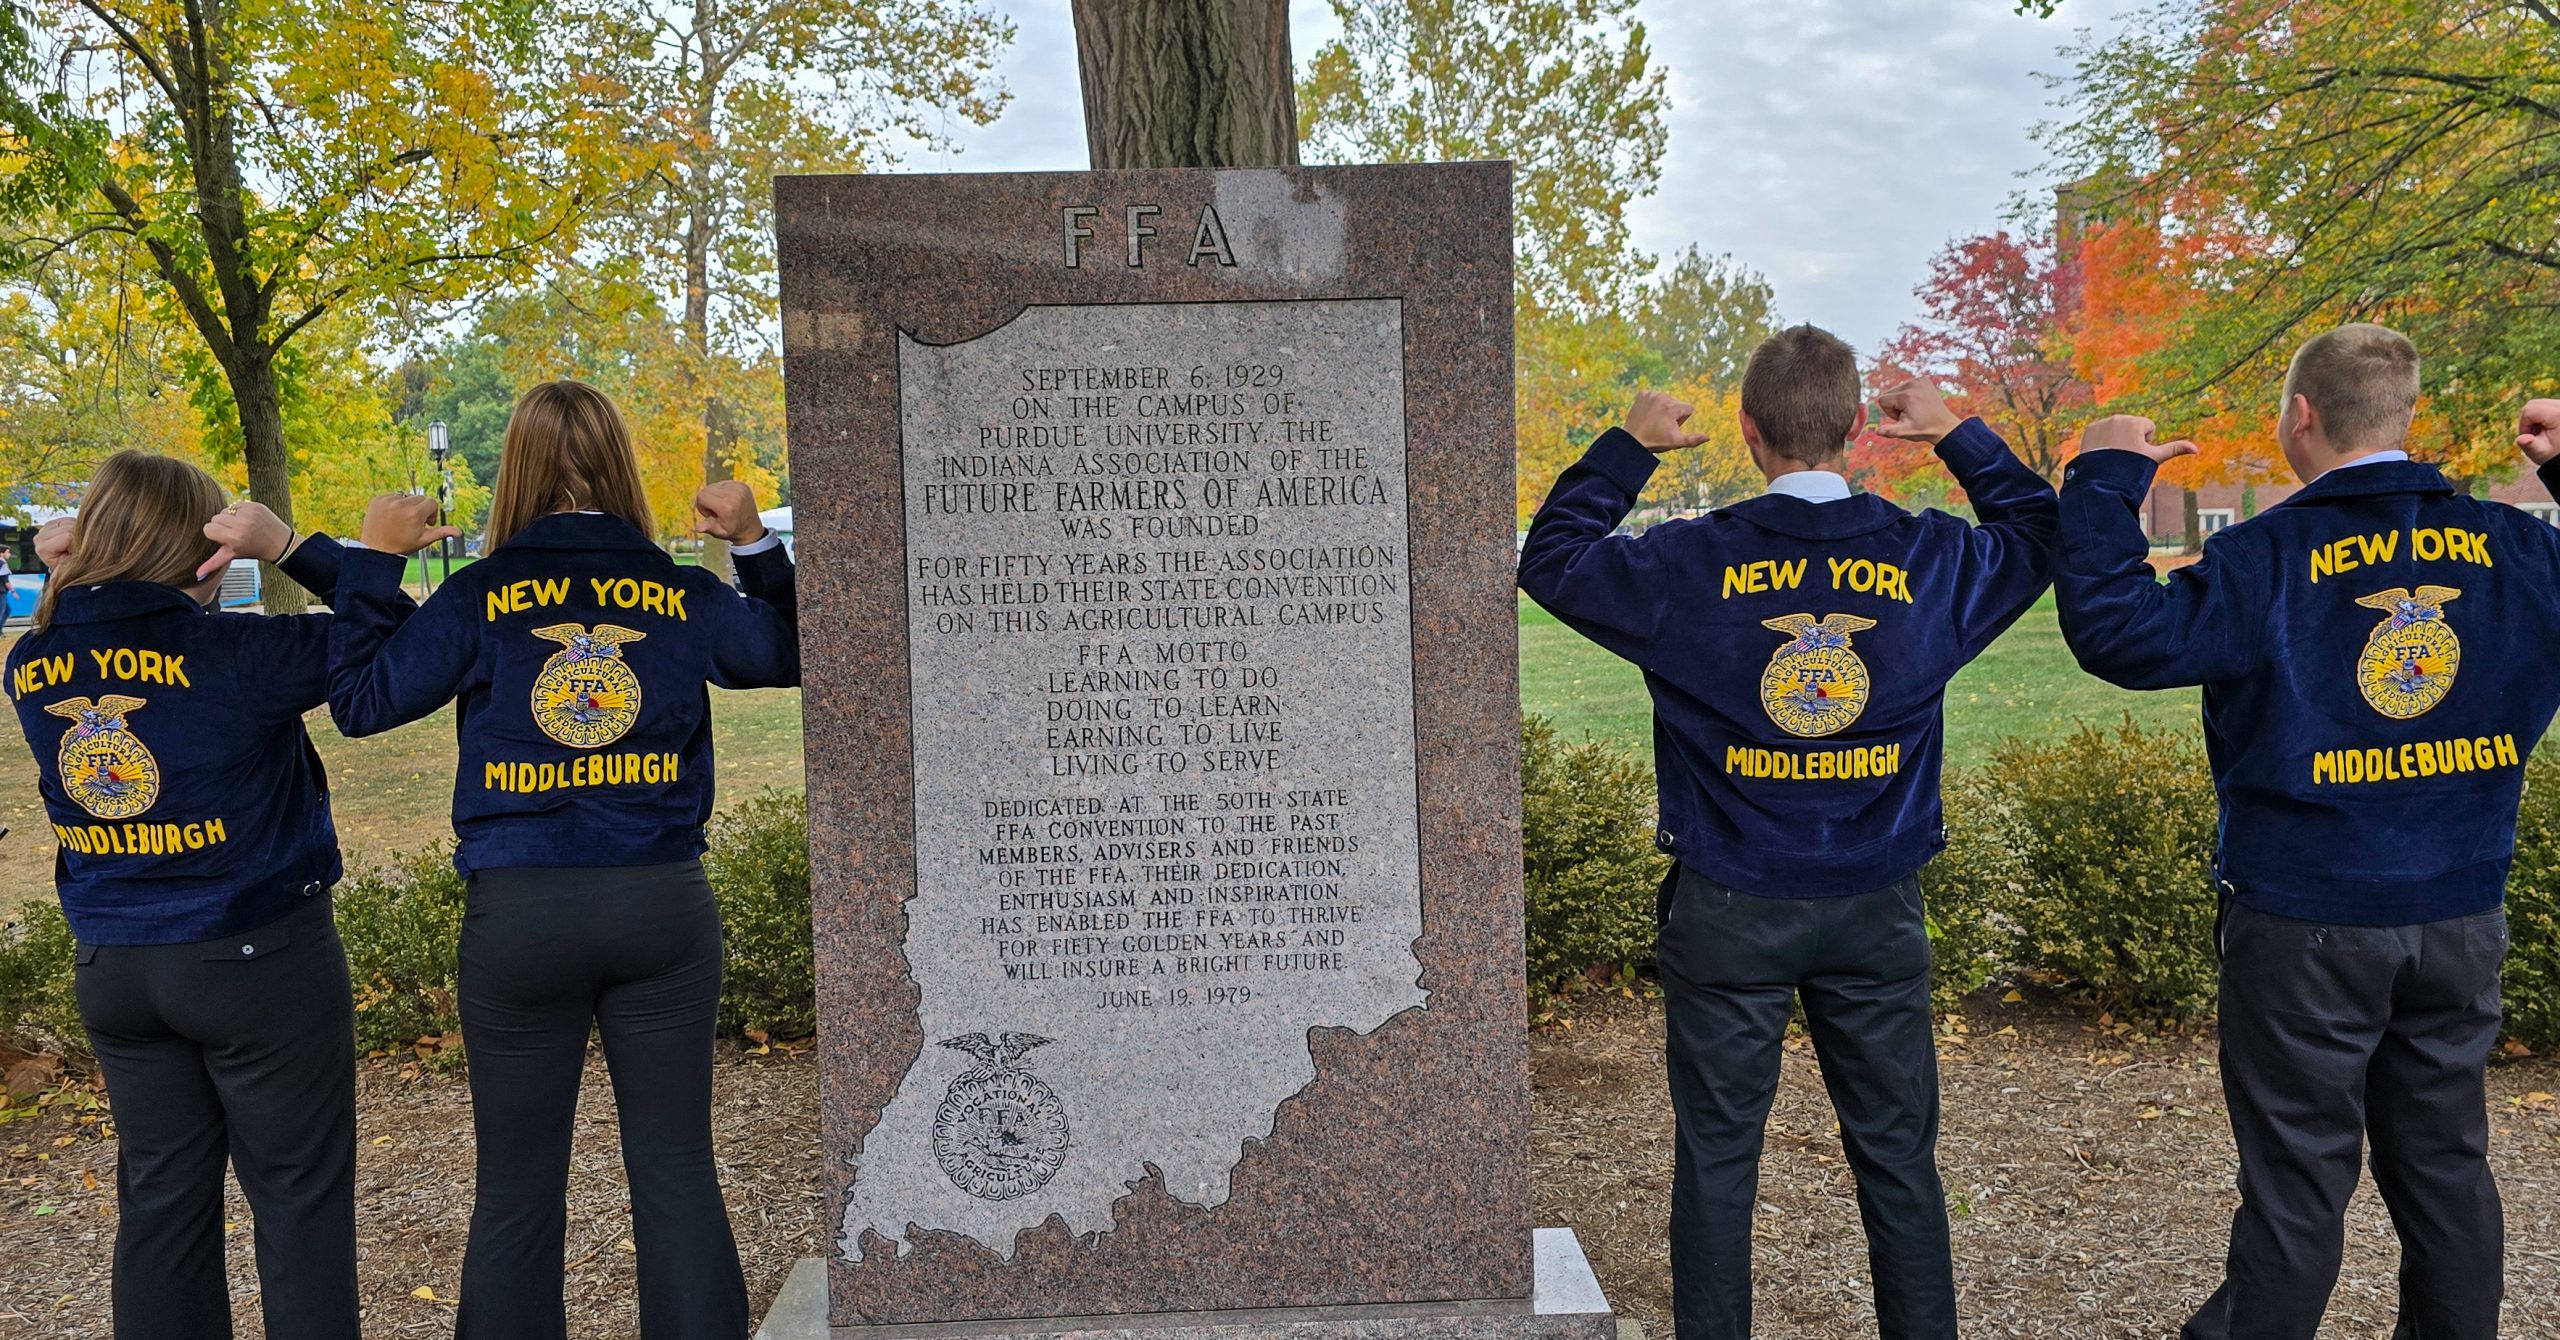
left=74, top=893, right=360, bottom=1340
left=2182, top=902, right=2507, bottom=1340
left=455, top=859, right=746, bottom=1340
left=1655, top=865, right=1955, bottom=1340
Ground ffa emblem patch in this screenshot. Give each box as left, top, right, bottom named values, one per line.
left=1759, top=613, right=1878, bottom=738
left=529, top=623, right=646, bottom=748
left=43, top=695, right=160, bottom=820
left=2353, top=586, right=2461, bottom=720
left=931, top=1032, right=1071, bottom=1202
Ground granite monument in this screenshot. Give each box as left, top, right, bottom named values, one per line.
left=766, top=163, right=1614, bottom=1338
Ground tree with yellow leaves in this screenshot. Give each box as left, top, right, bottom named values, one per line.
left=0, top=1, right=647, bottom=607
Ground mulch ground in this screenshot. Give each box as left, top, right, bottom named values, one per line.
left=3, top=986, right=2557, bottom=1338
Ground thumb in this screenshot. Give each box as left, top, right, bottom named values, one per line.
left=424, top=526, right=462, bottom=545
left=195, top=545, right=238, bottom=581
left=2159, top=439, right=2201, bottom=460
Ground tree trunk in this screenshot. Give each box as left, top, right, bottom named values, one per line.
left=699, top=396, right=738, bottom=572
left=231, top=350, right=308, bottom=614
left=1072, top=0, right=1299, bottom=169
left=685, top=12, right=735, bottom=578
left=2181, top=487, right=2202, bottom=557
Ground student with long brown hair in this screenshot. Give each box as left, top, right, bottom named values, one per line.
left=325, top=379, right=797, bottom=1338
left=6, top=452, right=367, bottom=1339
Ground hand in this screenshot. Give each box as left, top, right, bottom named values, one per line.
left=2079, top=414, right=2198, bottom=464
left=197, top=500, right=294, bottom=578
left=32, top=518, right=74, bottom=568
left=360, top=493, right=461, bottom=557
left=1624, top=389, right=1711, bottom=454
left=1870, top=379, right=1964, bottom=444
left=2517, top=399, right=2560, bottom=467
left=692, top=481, right=767, bottom=545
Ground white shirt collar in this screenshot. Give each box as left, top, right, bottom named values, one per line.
left=2322, top=450, right=2408, bottom=475
left=1763, top=470, right=1853, bottom=504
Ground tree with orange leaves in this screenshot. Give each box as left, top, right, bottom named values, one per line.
left=1875, top=230, right=2091, bottom=485
left=2044, top=0, right=2560, bottom=486
left=2066, top=216, right=2277, bottom=550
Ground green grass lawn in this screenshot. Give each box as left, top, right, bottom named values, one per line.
left=1519, top=592, right=2199, bottom=767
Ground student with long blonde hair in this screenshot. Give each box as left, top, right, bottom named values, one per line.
left=6, top=452, right=368, bottom=1339
left=326, top=379, right=797, bottom=1338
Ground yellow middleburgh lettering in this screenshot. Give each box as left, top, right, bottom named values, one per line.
left=2309, top=733, right=2522, bottom=785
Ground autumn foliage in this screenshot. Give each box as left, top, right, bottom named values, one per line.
left=2067, top=218, right=2276, bottom=494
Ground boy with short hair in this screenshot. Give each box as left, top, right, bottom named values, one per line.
left=2056, top=322, right=2560, bottom=1340
left=1519, top=324, right=2058, bottom=1340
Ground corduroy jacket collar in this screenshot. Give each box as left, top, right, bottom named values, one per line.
left=2275, top=459, right=2459, bottom=507
left=43, top=582, right=208, bottom=626
left=495, top=511, right=662, bottom=553
left=1717, top=491, right=1910, bottom=543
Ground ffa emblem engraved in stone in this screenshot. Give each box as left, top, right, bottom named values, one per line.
left=2353, top=586, right=2462, bottom=720
left=931, top=1032, right=1070, bottom=1201
left=1759, top=613, right=1878, bottom=738
left=529, top=623, right=646, bottom=747
left=43, top=695, right=160, bottom=820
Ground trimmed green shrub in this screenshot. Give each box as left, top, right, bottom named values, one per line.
left=1987, top=719, right=2220, bottom=1018
left=1521, top=714, right=1669, bottom=1009
left=705, top=790, right=816, bottom=1039
left=0, top=899, right=84, bottom=1058
left=2503, top=748, right=2560, bottom=1049
left=13, top=729, right=2560, bottom=1061
left=1924, top=766, right=2028, bottom=1013
left=336, top=845, right=468, bottom=1057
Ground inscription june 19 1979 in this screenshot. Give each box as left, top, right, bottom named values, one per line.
left=838, top=297, right=1430, bottom=1262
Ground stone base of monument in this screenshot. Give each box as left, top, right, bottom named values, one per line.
left=754, top=1229, right=1625, bottom=1340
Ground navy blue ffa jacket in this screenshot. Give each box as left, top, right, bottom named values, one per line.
left=326, top=512, right=799, bottom=876
left=1520, top=419, right=2058, bottom=898
left=2058, top=451, right=2560, bottom=926
left=6, top=537, right=364, bottom=945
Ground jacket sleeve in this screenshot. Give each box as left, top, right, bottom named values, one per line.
left=1936, top=418, right=2060, bottom=660
left=276, top=532, right=347, bottom=606
left=1515, top=428, right=1678, bottom=664
left=731, top=543, right=798, bottom=631
left=703, top=560, right=801, bottom=690
left=239, top=534, right=405, bottom=718
left=325, top=549, right=481, bottom=736
left=2055, top=450, right=2266, bottom=689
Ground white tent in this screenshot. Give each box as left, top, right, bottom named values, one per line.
left=758, top=506, right=795, bottom=557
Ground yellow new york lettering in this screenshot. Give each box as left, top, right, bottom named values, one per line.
left=1721, top=559, right=1806, bottom=600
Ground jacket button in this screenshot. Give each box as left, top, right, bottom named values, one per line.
left=240, top=945, right=254, bottom=956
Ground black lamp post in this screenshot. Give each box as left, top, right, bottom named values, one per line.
left=428, top=420, right=457, bottom=589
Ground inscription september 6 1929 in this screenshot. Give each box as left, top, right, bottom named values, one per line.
left=837, top=297, right=1428, bottom=1262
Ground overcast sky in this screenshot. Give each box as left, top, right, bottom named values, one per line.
left=899, top=0, right=2145, bottom=352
